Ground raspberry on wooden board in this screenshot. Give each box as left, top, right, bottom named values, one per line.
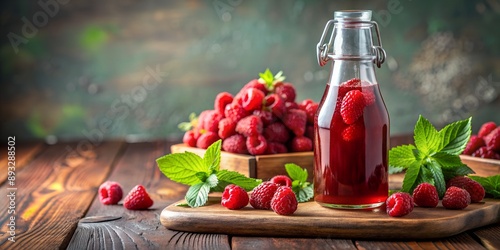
left=386, top=192, right=413, bottom=217
left=250, top=182, right=279, bottom=210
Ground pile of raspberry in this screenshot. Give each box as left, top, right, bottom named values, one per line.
left=386, top=176, right=485, bottom=217
left=463, top=121, right=500, bottom=159
left=221, top=175, right=298, bottom=215
left=98, top=181, right=154, bottom=210
left=182, top=73, right=318, bottom=155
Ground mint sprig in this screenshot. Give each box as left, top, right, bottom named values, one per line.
left=258, top=68, right=286, bottom=91
left=156, top=140, right=262, bottom=207
left=285, top=163, right=313, bottom=202
left=389, top=115, right=474, bottom=198
left=178, top=112, right=198, bottom=132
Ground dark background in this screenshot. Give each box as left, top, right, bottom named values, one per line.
left=1, top=0, right=499, bottom=143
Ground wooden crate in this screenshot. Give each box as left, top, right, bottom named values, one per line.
left=460, top=155, right=500, bottom=177
left=170, top=144, right=314, bottom=182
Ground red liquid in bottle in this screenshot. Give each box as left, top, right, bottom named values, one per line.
left=314, top=79, right=389, bottom=208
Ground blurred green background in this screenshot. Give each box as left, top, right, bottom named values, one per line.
left=1, top=0, right=499, bottom=142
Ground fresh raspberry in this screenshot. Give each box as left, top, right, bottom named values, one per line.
left=224, top=102, right=249, bottom=122
left=200, top=110, right=222, bottom=133
left=214, top=92, right=233, bottom=116
left=363, top=89, right=376, bottom=106
left=412, top=183, right=439, bottom=208
left=290, top=136, right=313, bottom=152
left=446, top=176, right=485, bottom=202
left=197, top=110, right=211, bottom=130
left=298, top=99, right=314, bottom=111
left=463, top=135, right=485, bottom=155
left=183, top=130, right=199, bottom=147
left=442, top=186, right=470, bottom=210
left=236, top=115, right=263, bottom=137
left=123, top=185, right=154, bottom=210
left=264, top=94, right=287, bottom=118
left=246, top=135, right=268, bottom=155
left=253, top=110, right=275, bottom=126
left=303, top=102, right=319, bottom=124
left=196, top=131, right=220, bottom=149
left=270, top=175, right=292, bottom=187
left=282, top=109, right=307, bottom=136
left=222, top=134, right=247, bottom=154
left=274, top=82, right=296, bottom=102
left=285, top=101, right=299, bottom=110
left=250, top=182, right=279, bottom=209
left=338, top=78, right=362, bottom=97
left=344, top=78, right=362, bottom=87
left=242, top=88, right=265, bottom=112
left=263, top=122, right=290, bottom=143
left=218, top=118, right=236, bottom=139
left=478, top=121, right=497, bottom=137
left=271, top=186, right=298, bottom=215
left=241, top=79, right=269, bottom=95
left=221, top=184, right=249, bottom=210
left=386, top=192, right=414, bottom=217
left=99, top=181, right=123, bottom=205
left=484, top=127, right=500, bottom=151
left=342, top=121, right=365, bottom=142
left=472, top=146, right=500, bottom=159
left=265, top=142, right=288, bottom=154
left=340, top=90, right=365, bottom=125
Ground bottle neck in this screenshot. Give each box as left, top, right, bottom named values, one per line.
left=328, top=60, right=377, bottom=86
left=329, top=22, right=376, bottom=62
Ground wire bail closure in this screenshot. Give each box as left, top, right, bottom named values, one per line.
left=316, top=20, right=386, bottom=68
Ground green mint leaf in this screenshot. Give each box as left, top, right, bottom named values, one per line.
left=420, top=165, right=435, bottom=185
left=285, top=163, right=313, bottom=202
left=204, top=139, right=222, bottom=172
left=427, top=162, right=446, bottom=198
left=285, top=163, right=308, bottom=183
left=389, top=145, right=417, bottom=169
left=178, top=112, right=198, bottom=132
left=216, top=170, right=262, bottom=191
left=195, top=172, right=208, bottom=182
left=401, top=161, right=421, bottom=193
left=295, top=185, right=313, bottom=202
left=178, top=122, right=193, bottom=132
left=176, top=203, right=190, bottom=207
left=156, top=151, right=209, bottom=185
left=206, top=173, right=218, bottom=188
left=430, top=152, right=464, bottom=167
left=469, top=175, right=500, bottom=199
left=437, top=117, right=472, bottom=155
left=273, top=70, right=286, bottom=83
left=259, top=68, right=274, bottom=86
left=442, top=165, right=475, bottom=180
left=414, top=115, right=440, bottom=155
left=185, top=182, right=211, bottom=207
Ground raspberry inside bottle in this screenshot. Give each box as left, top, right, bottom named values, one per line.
left=314, top=10, right=389, bottom=209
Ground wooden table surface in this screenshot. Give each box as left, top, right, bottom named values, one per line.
left=1, top=136, right=499, bottom=250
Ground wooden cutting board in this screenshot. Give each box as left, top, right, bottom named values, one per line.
left=161, top=196, right=500, bottom=239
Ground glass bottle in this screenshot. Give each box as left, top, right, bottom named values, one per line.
left=314, top=10, right=389, bottom=209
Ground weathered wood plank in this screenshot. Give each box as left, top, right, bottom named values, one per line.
left=356, top=233, right=486, bottom=250
left=232, top=237, right=356, bottom=250
left=472, top=223, right=500, bottom=250
left=67, top=141, right=231, bottom=250
left=0, top=141, right=45, bottom=185
left=0, top=141, right=124, bottom=249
